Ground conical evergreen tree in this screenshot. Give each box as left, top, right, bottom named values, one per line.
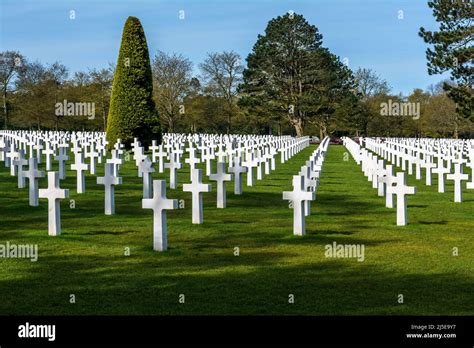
left=106, top=16, right=160, bottom=149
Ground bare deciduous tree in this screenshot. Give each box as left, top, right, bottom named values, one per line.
left=89, top=66, right=114, bottom=131
left=0, top=51, right=26, bottom=129
left=199, top=51, right=243, bottom=134
left=152, top=51, right=193, bottom=132
left=354, top=68, right=390, bottom=100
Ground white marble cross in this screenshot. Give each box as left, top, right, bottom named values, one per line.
left=43, top=142, right=55, bottom=171
left=13, top=149, right=28, bottom=188
left=243, top=152, right=258, bottom=187
left=71, top=140, right=82, bottom=156
left=406, top=154, right=414, bottom=175
left=0, top=139, right=9, bottom=166
left=139, top=157, right=155, bottom=199
left=164, top=153, right=182, bottom=189
left=283, top=175, right=315, bottom=235
left=154, top=145, right=167, bottom=173
left=256, top=153, right=265, bottom=180
left=228, top=156, right=248, bottom=195
left=202, top=148, right=214, bottom=176
left=370, top=156, right=379, bottom=189
left=142, top=180, right=178, bottom=252
left=183, top=168, right=211, bottom=224
left=216, top=145, right=226, bottom=162
left=414, top=152, right=423, bottom=180
left=375, top=159, right=385, bottom=196
left=379, top=164, right=395, bottom=208
left=27, top=139, right=35, bottom=159
left=24, top=157, right=45, bottom=206
left=185, top=147, right=201, bottom=180
left=96, top=142, right=105, bottom=164
left=432, top=158, right=450, bottom=193
left=299, top=165, right=317, bottom=216
left=71, top=152, right=89, bottom=193
left=447, top=163, right=468, bottom=203
left=269, top=147, right=277, bottom=170
left=134, top=146, right=146, bottom=177
left=106, top=149, right=124, bottom=176
left=86, top=145, right=99, bottom=175
left=149, top=140, right=159, bottom=162
left=97, top=163, right=123, bottom=215
left=33, top=139, right=43, bottom=164
left=466, top=148, right=474, bottom=190
left=113, top=139, right=124, bottom=155
left=55, top=147, right=69, bottom=180
left=7, top=144, right=19, bottom=176
left=210, top=162, right=233, bottom=208
left=392, top=172, right=416, bottom=226
left=422, top=159, right=436, bottom=186
left=132, top=138, right=141, bottom=150
left=173, top=146, right=184, bottom=163
left=38, top=171, right=69, bottom=236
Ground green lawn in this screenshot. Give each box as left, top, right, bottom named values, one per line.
left=0, top=145, right=473, bottom=315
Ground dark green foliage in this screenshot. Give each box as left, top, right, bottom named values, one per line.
left=419, top=0, right=473, bottom=120
left=239, top=12, right=357, bottom=136
left=106, top=16, right=160, bottom=149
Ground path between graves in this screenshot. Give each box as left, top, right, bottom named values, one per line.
left=301, top=144, right=388, bottom=234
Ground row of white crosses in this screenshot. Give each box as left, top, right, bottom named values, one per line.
left=363, top=137, right=473, bottom=203
left=142, top=133, right=310, bottom=191
left=0, top=130, right=110, bottom=235
left=283, top=137, right=330, bottom=235
left=0, top=130, right=311, bottom=252
left=1, top=131, right=107, bottom=188
left=343, top=137, right=417, bottom=226
left=132, top=134, right=311, bottom=250
left=128, top=133, right=311, bottom=214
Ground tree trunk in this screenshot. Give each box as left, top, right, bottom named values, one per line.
left=319, top=123, right=327, bottom=140
left=55, top=87, right=58, bottom=131
left=227, top=100, right=233, bottom=135
left=3, top=90, right=7, bottom=129
left=294, top=118, right=304, bottom=137
left=102, top=97, right=107, bottom=132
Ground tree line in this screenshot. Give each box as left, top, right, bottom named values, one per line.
left=1, top=5, right=472, bottom=139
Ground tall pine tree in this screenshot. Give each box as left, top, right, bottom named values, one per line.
left=239, top=12, right=355, bottom=137
left=419, top=0, right=473, bottom=120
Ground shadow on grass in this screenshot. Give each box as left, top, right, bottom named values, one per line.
left=0, top=251, right=472, bottom=315
left=73, top=230, right=136, bottom=236
left=418, top=221, right=448, bottom=225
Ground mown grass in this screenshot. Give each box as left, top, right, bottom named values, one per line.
left=0, top=145, right=472, bottom=315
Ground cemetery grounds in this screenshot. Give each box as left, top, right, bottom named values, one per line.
left=0, top=144, right=473, bottom=315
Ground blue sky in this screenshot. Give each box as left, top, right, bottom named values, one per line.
left=0, top=0, right=448, bottom=95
